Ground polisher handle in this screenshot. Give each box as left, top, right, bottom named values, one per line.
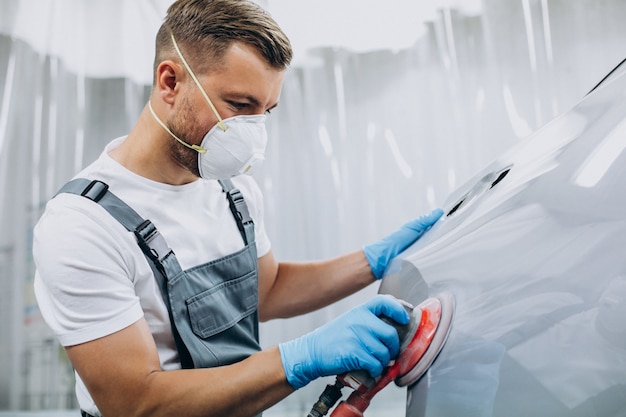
left=330, top=300, right=442, bottom=417
left=330, top=398, right=367, bottom=417
left=336, top=300, right=416, bottom=393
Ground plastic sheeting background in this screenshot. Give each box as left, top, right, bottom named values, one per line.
left=0, top=0, right=625, bottom=414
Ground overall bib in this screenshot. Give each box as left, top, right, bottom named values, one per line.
left=58, top=178, right=262, bottom=415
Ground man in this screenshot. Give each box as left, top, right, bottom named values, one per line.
left=33, top=1, right=442, bottom=416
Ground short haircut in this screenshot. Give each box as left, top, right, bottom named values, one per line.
left=154, top=0, right=293, bottom=82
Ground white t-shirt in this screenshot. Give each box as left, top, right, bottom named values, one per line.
left=33, top=137, right=271, bottom=414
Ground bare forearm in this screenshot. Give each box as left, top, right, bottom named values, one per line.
left=137, top=348, right=291, bottom=417
left=68, top=321, right=294, bottom=417
left=259, top=250, right=375, bottom=320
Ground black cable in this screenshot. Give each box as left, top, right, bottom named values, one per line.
left=306, top=379, right=344, bottom=417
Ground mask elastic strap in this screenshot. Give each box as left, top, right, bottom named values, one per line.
left=147, top=100, right=207, bottom=154
left=169, top=32, right=228, bottom=132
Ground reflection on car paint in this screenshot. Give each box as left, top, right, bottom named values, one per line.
left=379, top=63, right=626, bottom=417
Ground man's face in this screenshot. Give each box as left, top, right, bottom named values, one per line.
left=167, top=41, right=286, bottom=176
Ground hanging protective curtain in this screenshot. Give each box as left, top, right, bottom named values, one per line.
left=0, top=0, right=169, bottom=410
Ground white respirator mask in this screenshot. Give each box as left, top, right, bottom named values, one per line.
left=148, top=32, right=268, bottom=180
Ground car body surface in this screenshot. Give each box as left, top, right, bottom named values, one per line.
left=379, top=63, right=626, bottom=417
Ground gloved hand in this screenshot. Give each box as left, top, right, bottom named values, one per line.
left=363, top=208, right=443, bottom=279
left=278, top=294, right=410, bottom=390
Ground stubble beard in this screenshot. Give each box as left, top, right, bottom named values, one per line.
left=167, top=96, right=204, bottom=178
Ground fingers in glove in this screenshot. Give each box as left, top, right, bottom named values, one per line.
left=404, top=208, right=443, bottom=232
left=365, top=294, right=410, bottom=326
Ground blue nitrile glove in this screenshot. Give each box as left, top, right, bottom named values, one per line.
left=278, top=294, right=410, bottom=390
left=363, top=208, right=443, bottom=279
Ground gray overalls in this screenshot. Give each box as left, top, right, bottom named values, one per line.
left=58, top=178, right=261, bottom=414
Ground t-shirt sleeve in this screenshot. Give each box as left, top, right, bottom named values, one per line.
left=232, top=176, right=272, bottom=258
left=33, top=195, right=144, bottom=346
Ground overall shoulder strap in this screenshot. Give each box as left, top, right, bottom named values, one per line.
left=218, top=179, right=255, bottom=246
left=57, top=178, right=193, bottom=366
left=57, top=179, right=182, bottom=279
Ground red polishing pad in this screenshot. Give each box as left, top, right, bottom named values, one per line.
left=395, top=292, right=455, bottom=387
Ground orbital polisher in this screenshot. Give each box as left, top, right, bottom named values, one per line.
left=307, top=292, right=455, bottom=417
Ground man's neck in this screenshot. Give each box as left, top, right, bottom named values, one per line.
left=109, top=106, right=199, bottom=186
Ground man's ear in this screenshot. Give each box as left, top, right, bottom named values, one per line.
left=155, top=60, right=183, bottom=105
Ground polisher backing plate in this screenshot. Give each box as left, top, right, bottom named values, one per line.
left=395, top=292, right=455, bottom=387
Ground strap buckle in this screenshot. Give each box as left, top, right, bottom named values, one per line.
left=228, top=189, right=253, bottom=225
left=80, top=180, right=109, bottom=202
left=134, top=219, right=173, bottom=264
